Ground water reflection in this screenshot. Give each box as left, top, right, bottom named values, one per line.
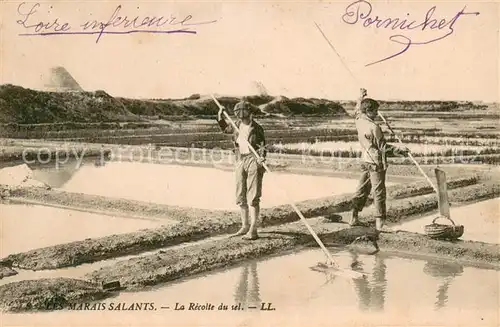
left=234, top=261, right=261, bottom=309
left=28, top=159, right=87, bottom=188
left=423, top=260, right=464, bottom=310
left=350, top=251, right=387, bottom=312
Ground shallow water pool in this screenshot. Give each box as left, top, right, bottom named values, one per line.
left=34, top=161, right=367, bottom=210
left=108, top=249, right=499, bottom=326
left=0, top=204, right=166, bottom=257
left=3, top=248, right=497, bottom=327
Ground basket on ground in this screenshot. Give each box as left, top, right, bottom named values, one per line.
left=424, top=216, right=464, bottom=241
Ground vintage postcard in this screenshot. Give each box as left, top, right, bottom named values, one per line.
left=0, top=0, right=498, bottom=326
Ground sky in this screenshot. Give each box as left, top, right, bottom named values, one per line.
left=1, top=0, right=498, bottom=102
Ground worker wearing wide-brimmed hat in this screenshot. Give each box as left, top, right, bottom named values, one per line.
left=216, top=100, right=266, bottom=240
left=351, top=89, right=409, bottom=230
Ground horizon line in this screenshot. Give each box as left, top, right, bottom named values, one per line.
left=0, top=83, right=497, bottom=104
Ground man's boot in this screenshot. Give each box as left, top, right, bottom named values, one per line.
left=243, top=205, right=259, bottom=240
left=349, top=209, right=361, bottom=227
left=232, top=206, right=250, bottom=236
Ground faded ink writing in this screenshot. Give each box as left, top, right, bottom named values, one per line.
left=342, top=0, right=480, bottom=66
left=16, top=2, right=218, bottom=43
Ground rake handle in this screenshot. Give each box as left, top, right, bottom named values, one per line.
left=378, top=112, right=439, bottom=193
left=210, top=95, right=338, bottom=266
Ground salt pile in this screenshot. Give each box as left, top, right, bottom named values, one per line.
left=0, top=164, right=48, bottom=188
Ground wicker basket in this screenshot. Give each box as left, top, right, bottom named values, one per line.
left=424, top=216, right=464, bottom=240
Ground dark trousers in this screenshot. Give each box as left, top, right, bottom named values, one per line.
left=352, top=163, right=387, bottom=220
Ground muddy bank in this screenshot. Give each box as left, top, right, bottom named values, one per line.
left=4, top=180, right=497, bottom=271
left=85, top=217, right=500, bottom=291
left=4, top=223, right=223, bottom=271
left=86, top=232, right=305, bottom=289
left=287, top=178, right=498, bottom=225
left=81, top=218, right=356, bottom=289
left=5, top=185, right=233, bottom=223
left=3, top=217, right=498, bottom=312
left=375, top=182, right=498, bottom=223
left=3, top=171, right=485, bottom=223
left=446, top=180, right=500, bottom=203
left=335, top=228, right=500, bottom=267
left=379, top=231, right=500, bottom=265
left=386, top=174, right=480, bottom=199
left=293, top=220, right=500, bottom=267
left=0, top=278, right=110, bottom=312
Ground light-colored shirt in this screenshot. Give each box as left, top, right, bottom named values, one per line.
left=355, top=114, right=396, bottom=169
left=237, top=122, right=251, bottom=154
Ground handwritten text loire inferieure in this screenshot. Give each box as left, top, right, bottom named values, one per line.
left=16, top=2, right=218, bottom=43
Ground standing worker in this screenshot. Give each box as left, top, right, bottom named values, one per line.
left=350, top=89, right=409, bottom=230
left=216, top=100, right=267, bottom=240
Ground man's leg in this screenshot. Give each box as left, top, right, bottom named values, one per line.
left=234, top=265, right=249, bottom=307
left=244, top=159, right=264, bottom=240
left=233, top=159, right=250, bottom=236
left=371, top=255, right=387, bottom=311
left=247, top=262, right=260, bottom=307
left=351, top=252, right=370, bottom=311
left=350, top=164, right=372, bottom=226
left=370, top=168, right=387, bottom=230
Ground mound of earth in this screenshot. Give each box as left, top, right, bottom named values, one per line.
left=259, top=96, right=347, bottom=116
left=0, top=84, right=349, bottom=124
left=0, top=84, right=490, bottom=124
left=0, top=278, right=110, bottom=312
left=0, top=84, right=137, bottom=123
